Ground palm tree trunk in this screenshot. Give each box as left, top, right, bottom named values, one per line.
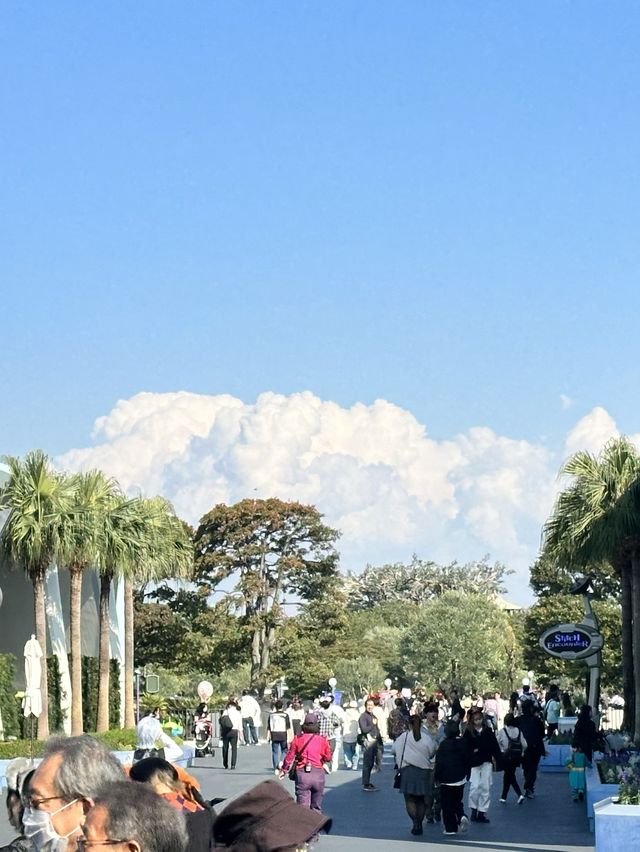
left=69, top=564, right=84, bottom=735
left=97, top=573, right=112, bottom=732
left=124, top=578, right=135, bottom=728
left=631, top=552, right=640, bottom=744
left=621, top=562, right=635, bottom=734
left=33, top=570, right=49, bottom=740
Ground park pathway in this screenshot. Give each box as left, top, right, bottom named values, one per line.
left=188, top=742, right=595, bottom=852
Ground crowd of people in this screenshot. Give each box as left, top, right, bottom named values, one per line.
left=1, top=679, right=602, bottom=850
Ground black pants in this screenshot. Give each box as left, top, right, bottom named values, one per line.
left=440, top=784, right=465, bottom=834
left=501, top=760, right=522, bottom=799
left=522, top=750, right=541, bottom=793
left=222, top=731, right=238, bottom=768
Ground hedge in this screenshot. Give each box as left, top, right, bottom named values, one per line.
left=0, top=654, right=19, bottom=738
left=0, top=728, right=140, bottom=760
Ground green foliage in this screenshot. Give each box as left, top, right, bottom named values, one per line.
left=193, top=498, right=341, bottom=683
left=0, top=739, right=46, bottom=759
left=332, top=657, right=387, bottom=699
left=0, top=654, right=19, bottom=738
left=523, top=596, right=622, bottom=692
left=47, top=655, right=65, bottom=732
left=0, top=728, right=139, bottom=759
left=81, top=657, right=121, bottom=731
left=343, top=555, right=512, bottom=610
left=399, top=591, right=521, bottom=695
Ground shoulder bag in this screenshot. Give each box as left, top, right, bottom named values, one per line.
left=288, top=734, right=316, bottom=781
left=393, top=732, right=409, bottom=789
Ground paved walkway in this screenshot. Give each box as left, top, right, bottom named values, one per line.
left=189, top=743, right=595, bottom=851
left=0, top=742, right=596, bottom=851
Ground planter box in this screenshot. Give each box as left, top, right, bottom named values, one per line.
left=586, top=761, right=618, bottom=832
left=0, top=745, right=195, bottom=789
left=540, top=743, right=572, bottom=773
left=594, top=797, right=640, bottom=851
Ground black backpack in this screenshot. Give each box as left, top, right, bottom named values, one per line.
left=505, top=729, right=523, bottom=762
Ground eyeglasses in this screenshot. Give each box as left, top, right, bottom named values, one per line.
left=76, top=840, right=130, bottom=850
left=25, top=795, right=67, bottom=810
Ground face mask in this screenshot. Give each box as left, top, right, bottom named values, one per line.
left=23, top=799, right=79, bottom=851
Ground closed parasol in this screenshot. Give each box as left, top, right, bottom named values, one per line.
left=22, top=634, right=43, bottom=719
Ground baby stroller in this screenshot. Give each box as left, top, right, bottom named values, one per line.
left=193, top=702, right=215, bottom=758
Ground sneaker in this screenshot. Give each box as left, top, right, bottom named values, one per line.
left=518, top=795, right=525, bottom=804
left=344, top=762, right=352, bottom=769
left=499, top=798, right=506, bottom=803
left=362, top=784, right=378, bottom=791
left=426, top=817, right=434, bottom=824
left=410, top=826, right=423, bottom=836
left=525, top=790, right=535, bottom=799
left=476, top=813, right=490, bottom=823
left=459, top=815, right=469, bottom=834
left=443, top=831, right=457, bottom=835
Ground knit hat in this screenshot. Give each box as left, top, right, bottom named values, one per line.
left=213, top=780, right=332, bottom=851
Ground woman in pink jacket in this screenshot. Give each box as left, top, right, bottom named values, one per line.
left=280, top=712, right=332, bottom=812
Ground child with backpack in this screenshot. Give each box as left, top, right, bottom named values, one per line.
left=496, top=712, right=527, bottom=804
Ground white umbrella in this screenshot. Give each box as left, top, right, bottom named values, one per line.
left=22, top=635, right=43, bottom=719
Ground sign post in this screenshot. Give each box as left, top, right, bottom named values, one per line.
left=539, top=577, right=603, bottom=719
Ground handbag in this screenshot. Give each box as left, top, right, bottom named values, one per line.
left=393, top=732, right=409, bottom=789
left=288, top=734, right=316, bottom=780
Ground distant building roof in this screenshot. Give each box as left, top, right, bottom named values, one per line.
left=494, top=594, right=523, bottom=613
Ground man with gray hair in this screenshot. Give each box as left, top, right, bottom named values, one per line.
left=22, top=735, right=125, bottom=851
left=81, top=781, right=188, bottom=852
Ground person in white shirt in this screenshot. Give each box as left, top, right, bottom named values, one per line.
left=342, top=700, right=361, bottom=770
left=220, top=697, right=243, bottom=769
left=134, top=709, right=181, bottom=763
left=286, top=698, right=306, bottom=737
left=239, top=689, right=261, bottom=745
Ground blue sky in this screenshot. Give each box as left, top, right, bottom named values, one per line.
left=2, top=3, right=640, bottom=597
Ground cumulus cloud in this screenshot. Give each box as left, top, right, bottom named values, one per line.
left=563, top=406, right=619, bottom=457
left=56, top=392, right=623, bottom=604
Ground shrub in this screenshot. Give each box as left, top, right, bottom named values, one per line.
left=0, top=654, right=19, bottom=738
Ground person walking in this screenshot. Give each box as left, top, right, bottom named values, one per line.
left=388, top=697, right=411, bottom=741
left=280, top=712, right=332, bottom=813
left=516, top=699, right=546, bottom=798
left=572, top=705, right=599, bottom=762
left=497, top=713, right=527, bottom=803
left=267, top=700, right=291, bottom=771
left=544, top=686, right=561, bottom=738
left=434, top=720, right=471, bottom=837
left=392, top=714, right=437, bottom=836
left=286, top=698, right=306, bottom=737
left=342, top=700, right=361, bottom=770
left=422, top=702, right=445, bottom=824
left=239, top=689, right=261, bottom=746
left=463, top=708, right=501, bottom=823
left=359, top=698, right=383, bottom=791
left=220, top=697, right=242, bottom=770
left=317, top=696, right=342, bottom=765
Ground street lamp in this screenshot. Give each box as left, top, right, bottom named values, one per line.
left=328, top=677, right=337, bottom=692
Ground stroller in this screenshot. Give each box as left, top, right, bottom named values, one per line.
left=193, top=702, right=215, bottom=758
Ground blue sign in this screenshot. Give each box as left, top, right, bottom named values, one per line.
left=539, top=622, right=604, bottom=661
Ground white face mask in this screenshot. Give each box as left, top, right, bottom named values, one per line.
left=23, top=799, right=79, bottom=851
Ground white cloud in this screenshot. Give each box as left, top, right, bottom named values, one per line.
left=563, top=406, right=619, bottom=457
left=560, top=394, right=573, bottom=410
left=55, top=392, right=625, bottom=605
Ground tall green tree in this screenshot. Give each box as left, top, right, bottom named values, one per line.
left=399, top=591, right=521, bottom=695
left=194, top=498, right=340, bottom=686
left=342, top=555, right=512, bottom=610
left=0, top=451, right=73, bottom=739
left=541, top=438, right=640, bottom=737
left=122, top=498, right=193, bottom=727
left=61, top=470, right=119, bottom=734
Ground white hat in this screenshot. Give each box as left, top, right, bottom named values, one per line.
left=522, top=677, right=530, bottom=687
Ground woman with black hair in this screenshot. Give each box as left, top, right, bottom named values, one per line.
left=463, top=709, right=501, bottom=823
left=392, top=714, right=437, bottom=836
left=572, top=705, right=598, bottom=762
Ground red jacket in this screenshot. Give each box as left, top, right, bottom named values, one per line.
left=282, top=733, right=332, bottom=771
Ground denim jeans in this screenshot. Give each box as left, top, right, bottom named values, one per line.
left=343, top=740, right=358, bottom=766
left=242, top=717, right=258, bottom=744
left=271, top=739, right=287, bottom=769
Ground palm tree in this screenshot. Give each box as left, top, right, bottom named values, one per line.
left=61, top=471, right=118, bottom=735
left=122, top=497, right=193, bottom=728
left=96, top=491, right=150, bottom=732
left=542, top=437, right=640, bottom=738
left=0, top=451, right=73, bottom=739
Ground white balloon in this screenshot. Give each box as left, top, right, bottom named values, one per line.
left=197, top=680, right=213, bottom=701
left=328, top=677, right=337, bottom=688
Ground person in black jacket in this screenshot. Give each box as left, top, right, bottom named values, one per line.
left=462, top=708, right=502, bottom=823
left=572, top=705, right=599, bottom=762
left=516, top=700, right=546, bottom=798
left=435, top=721, right=471, bottom=836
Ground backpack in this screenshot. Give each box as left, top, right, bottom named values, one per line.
left=505, top=729, right=523, bottom=762
left=219, top=713, right=234, bottom=733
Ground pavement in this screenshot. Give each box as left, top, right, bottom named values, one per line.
left=0, top=742, right=596, bottom=851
